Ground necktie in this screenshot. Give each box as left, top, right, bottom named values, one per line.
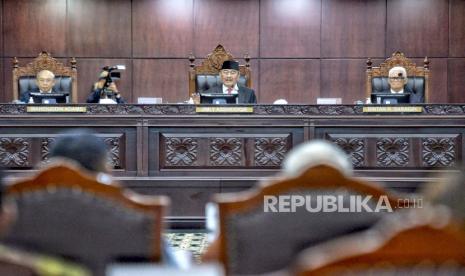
left=227, top=87, right=233, bottom=94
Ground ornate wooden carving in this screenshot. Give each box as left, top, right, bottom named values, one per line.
left=104, top=137, right=121, bottom=169
left=331, top=138, right=365, bottom=167
left=210, top=138, right=243, bottom=166
left=0, top=138, right=30, bottom=167
left=41, top=138, right=56, bottom=164
left=165, top=138, right=198, bottom=166
left=254, top=138, right=288, bottom=166
left=188, top=45, right=251, bottom=97
left=424, top=105, right=464, bottom=115
left=191, top=45, right=234, bottom=74
left=366, top=51, right=430, bottom=102
left=0, top=104, right=26, bottom=114
left=422, top=138, right=456, bottom=167
left=376, top=138, right=409, bottom=167
left=3, top=103, right=465, bottom=116
left=12, top=51, right=78, bottom=103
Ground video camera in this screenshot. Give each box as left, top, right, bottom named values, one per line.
left=100, top=65, right=126, bottom=88
left=99, top=65, right=125, bottom=99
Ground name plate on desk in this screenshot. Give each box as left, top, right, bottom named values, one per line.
left=195, top=106, right=254, bottom=113
left=363, top=106, right=423, bottom=113
left=27, top=106, right=87, bottom=113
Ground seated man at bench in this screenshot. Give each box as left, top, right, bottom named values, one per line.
left=20, top=70, right=68, bottom=104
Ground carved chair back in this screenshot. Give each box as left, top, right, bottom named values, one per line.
left=294, top=208, right=465, bottom=276
left=214, top=165, right=404, bottom=275
left=5, top=160, right=169, bottom=276
left=188, top=44, right=251, bottom=98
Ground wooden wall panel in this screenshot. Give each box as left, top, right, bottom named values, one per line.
left=259, top=59, right=320, bottom=104
left=386, top=0, right=448, bottom=57
left=415, top=58, right=447, bottom=103
left=249, top=59, right=260, bottom=100
left=68, top=0, right=131, bottom=57
left=2, top=58, right=13, bottom=102
left=76, top=59, right=132, bottom=103
left=448, top=59, right=465, bottom=103
left=320, top=59, right=367, bottom=104
left=0, top=0, right=461, bottom=104
left=0, top=0, right=3, bottom=58
left=3, top=0, right=67, bottom=57
left=194, top=0, right=259, bottom=58
left=133, top=0, right=193, bottom=58
left=260, top=0, right=321, bottom=58
left=450, top=0, right=465, bottom=57
left=132, top=59, right=189, bottom=103
left=322, top=0, right=385, bottom=58
left=0, top=59, right=4, bottom=103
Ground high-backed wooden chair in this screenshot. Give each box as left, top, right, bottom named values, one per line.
left=188, top=44, right=251, bottom=98
left=366, top=51, right=430, bottom=103
left=211, top=165, right=405, bottom=275
left=5, top=159, right=169, bottom=276
left=13, top=51, right=78, bottom=103
left=294, top=208, right=465, bottom=276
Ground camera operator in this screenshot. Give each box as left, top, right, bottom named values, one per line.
left=86, top=67, right=126, bottom=104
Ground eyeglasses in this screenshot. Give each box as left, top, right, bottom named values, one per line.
left=389, top=77, right=406, bottom=81
left=38, top=78, right=54, bottom=82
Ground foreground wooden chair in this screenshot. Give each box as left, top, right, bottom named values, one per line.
left=294, top=207, right=465, bottom=276
left=5, top=159, right=169, bottom=276
left=208, top=165, right=405, bottom=275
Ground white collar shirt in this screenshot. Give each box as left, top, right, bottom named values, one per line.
left=390, top=89, right=404, bottom=94
left=222, top=84, right=239, bottom=95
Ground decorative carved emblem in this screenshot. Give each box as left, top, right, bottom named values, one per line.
left=331, top=138, right=365, bottom=167
left=424, top=105, right=464, bottom=115
left=104, top=137, right=121, bottom=169
left=14, top=51, right=76, bottom=76
left=210, top=138, right=242, bottom=166
left=318, top=105, right=359, bottom=115
left=0, top=138, right=30, bottom=166
left=254, top=138, right=288, bottom=166
left=422, top=138, right=456, bottom=167
left=369, top=51, right=427, bottom=77
left=41, top=138, right=56, bottom=164
left=376, top=138, right=409, bottom=167
left=0, top=105, right=26, bottom=114
left=194, top=45, right=235, bottom=74
left=165, top=138, right=198, bottom=166
left=86, top=104, right=145, bottom=115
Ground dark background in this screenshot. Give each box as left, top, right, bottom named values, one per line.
left=0, top=0, right=464, bottom=104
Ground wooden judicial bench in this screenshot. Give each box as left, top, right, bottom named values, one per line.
left=0, top=103, right=463, bottom=228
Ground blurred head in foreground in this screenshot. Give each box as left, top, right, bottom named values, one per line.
left=282, top=140, right=352, bottom=177
left=49, top=129, right=109, bottom=174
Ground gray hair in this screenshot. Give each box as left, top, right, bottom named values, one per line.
left=388, top=66, right=407, bottom=78
left=37, top=69, right=55, bottom=79
left=282, top=140, right=353, bottom=177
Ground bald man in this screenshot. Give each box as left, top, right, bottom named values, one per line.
left=20, top=70, right=67, bottom=103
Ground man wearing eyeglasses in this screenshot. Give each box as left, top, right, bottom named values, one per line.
left=203, top=60, right=257, bottom=104
left=372, top=66, right=424, bottom=104
left=387, top=66, right=411, bottom=95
